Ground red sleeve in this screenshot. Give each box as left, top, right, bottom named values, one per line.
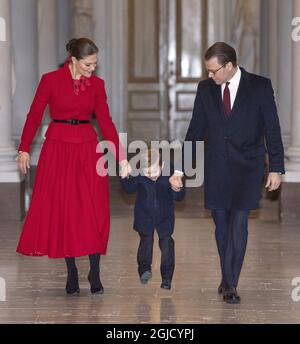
left=18, top=74, right=50, bottom=153
left=94, top=79, right=126, bottom=161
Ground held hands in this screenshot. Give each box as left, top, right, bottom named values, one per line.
left=119, top=160, right=132, bottom=179
left=265, top=172, right=282, bottom=192
left=17, top=152, right=30, bottom=174
left=169, top=174, right=183, bottom=192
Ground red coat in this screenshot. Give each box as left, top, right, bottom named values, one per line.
left=17, top=63, right=124, bottom=258
left=19, top=62, right=123, bottom=157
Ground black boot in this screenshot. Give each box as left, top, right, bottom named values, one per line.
left=65, top=257, right=80, bottom=295
left=88, top=254, right=104, bottom=294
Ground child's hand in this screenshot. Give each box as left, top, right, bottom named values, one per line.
left=169, top=174, right=183, bottom=192
left=119, top=160, right=132, bottom=179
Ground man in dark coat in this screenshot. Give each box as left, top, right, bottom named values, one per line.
left=170, top=42, right=285, bottom=303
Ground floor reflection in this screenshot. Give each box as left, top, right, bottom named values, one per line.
left=160, top=297, right=176, bottom=323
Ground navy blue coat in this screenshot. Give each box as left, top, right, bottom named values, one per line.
left=184, top=67, right=285, bottom=210
left=120, top=166, right=185, bottom=235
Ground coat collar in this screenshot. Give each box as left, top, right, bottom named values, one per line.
left=226, top=65, right=241, bottom=87
left=60, top=61, right=73, bottom=83
left=61, top=61, right=92, bottom=95
left=229, top=67, right=252, bottom=118
left=209, top=67, right=252, bottom=121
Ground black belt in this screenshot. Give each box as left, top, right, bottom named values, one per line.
left=53, top=119, right=90, bottom=125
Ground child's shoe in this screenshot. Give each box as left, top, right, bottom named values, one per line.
left=140, top=270, right=152, bottom=284
left=160, top=279, right=172, bottom=290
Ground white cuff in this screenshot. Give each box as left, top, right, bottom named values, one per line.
left=174, top=170, right=184, bottom=176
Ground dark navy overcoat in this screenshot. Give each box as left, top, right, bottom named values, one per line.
left=120, top=165, right=185, bottom=235
left=184, top=68, right=285, bottom=210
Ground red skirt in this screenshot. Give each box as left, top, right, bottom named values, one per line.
left=16, top=138, right=110, bottom=258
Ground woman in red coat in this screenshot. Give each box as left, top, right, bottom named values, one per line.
left=16, top=38, right=130, bottom=295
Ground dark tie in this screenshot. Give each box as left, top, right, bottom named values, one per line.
left=223, top=82, right=231, bottom=115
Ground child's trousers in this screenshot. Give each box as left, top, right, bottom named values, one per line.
left=137, top=230, right=175, bottom=280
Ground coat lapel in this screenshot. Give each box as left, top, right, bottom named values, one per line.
left=210, top=81, right=224, bottom=120
left=209, top=67, right=252, bottom=122
left=228, top=68, right=251, bottom=120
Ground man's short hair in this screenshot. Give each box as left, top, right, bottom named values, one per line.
left=205, top=42, right=237, bottom=67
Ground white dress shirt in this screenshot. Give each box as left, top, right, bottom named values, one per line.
left=174, top=66, right=242, bottom=177
left=221, top=66, right=241, bottom=109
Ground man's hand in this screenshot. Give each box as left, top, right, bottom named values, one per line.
left=17, top=152, right=30, bottom=174
left=119, top=160, right=132, bottom=179
left=169, top=174, right=183, bottom=192
left=265, top=172, right=282, bottom=191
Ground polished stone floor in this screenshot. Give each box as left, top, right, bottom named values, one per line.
left=0, top=179, right=299, bottom=324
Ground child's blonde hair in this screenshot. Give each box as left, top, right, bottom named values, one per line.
left=140, top=149, right=162, bottom=170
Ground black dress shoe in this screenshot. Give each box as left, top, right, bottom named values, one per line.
left=88, top=272, right=104, bottom=294
left=223, top=287, right=241, bottom=304
left=218, top=283, right=225, bottom=295
left=160, top=279, right=172, bottom=290
left=66, top=269, right=80, bottom=295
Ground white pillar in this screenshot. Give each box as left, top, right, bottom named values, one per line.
left=0, top=0, right=25, bottom=220
left=30, top=0, right=58, bottom=166
left=207, top=0, right=230, bottom=45
left=92, top=0, right=108, bottom=80
left=268, top=0, right=278, bottom=95
left=260, top=0, right=268, bottom=76
left=284, top=0, right=300, bottom=178
left=109, top=0, right=127, bottom=132
left=93, top=0, right=126, bottom=132
left=57, top=0, right=72, bottom=65
left=277, top=0, right=293, bottom=149
left=72, top=0, right=93, bottom=38
left=38, top=0, right=58, bottom=76
left=11, top=0, right=38, bottom=141
left=0, top=0, right=21, bottom=182
left=260, top=0, right=292, bottom=149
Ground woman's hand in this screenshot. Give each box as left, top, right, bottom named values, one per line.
left=119, top=160, right=132, bottom=179
left=17, top=151, right=30, bottom=174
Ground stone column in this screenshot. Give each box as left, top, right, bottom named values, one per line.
left=267, top=0, right=278, bottom=93
left=11, top=0, right=38, bottom=143
left=0, top=0, right=25, bottom=220
left=38, top=0, right=58, bottom=76
left=286, top=2, right=300, bottom=170
left=93, top=0, right=127, bottom=132
left=72, top=0, right=93, bottom=38
left=276, top=0, right=293, bottom=149
left=57, top=0, right=72, bottom=66
left=92, top=0, right=107, bottom=80
left=29, top=0, right=58, bottom=167
left=230, top=0, right=261, bottom=73
left=207, top=0, right=230, bottom=45
left=280, top=0, right=300, bottom=224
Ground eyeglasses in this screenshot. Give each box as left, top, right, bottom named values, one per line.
left=206, top=63, right=227, bottom=76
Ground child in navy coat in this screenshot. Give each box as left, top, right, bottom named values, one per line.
left=120, top=149, right=185, bottom=289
